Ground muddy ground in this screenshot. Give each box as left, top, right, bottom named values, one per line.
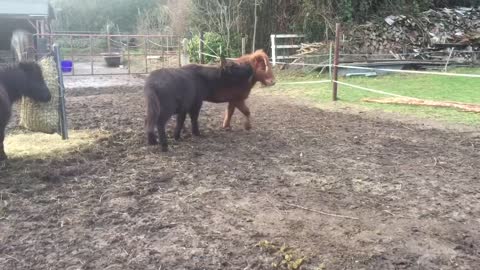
left=1, top=78, right=480, bottom=270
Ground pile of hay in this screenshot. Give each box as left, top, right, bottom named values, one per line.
left=4, top=130, right=108, bottom=160
left=19, top=56, right=60, bottom=134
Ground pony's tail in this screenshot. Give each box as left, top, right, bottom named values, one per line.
left=144, top=86, right=161, bottom=144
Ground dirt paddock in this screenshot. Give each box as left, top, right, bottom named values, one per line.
left=1, top=77, right=480, bottom=270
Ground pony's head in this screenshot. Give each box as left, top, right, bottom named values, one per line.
left=249, top=49, right=275, bottom=86
left=18, top=62, right=51, bottom=102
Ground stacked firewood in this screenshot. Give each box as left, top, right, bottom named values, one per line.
left=296, top=7, right=480, bottom=58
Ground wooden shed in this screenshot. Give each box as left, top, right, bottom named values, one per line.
left=0, top=0, right=55, bottom=62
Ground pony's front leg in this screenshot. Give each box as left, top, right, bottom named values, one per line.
left=222, top=102, right=236, bottom=130
left=235, top=100, right=251, bottom=130
left=189, top=102, right=203, bottom=136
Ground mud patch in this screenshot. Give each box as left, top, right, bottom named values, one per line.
left=1, top=82, right=479, bottom=269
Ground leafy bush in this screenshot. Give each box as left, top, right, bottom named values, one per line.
left=187, top=32, right=241, bottom=63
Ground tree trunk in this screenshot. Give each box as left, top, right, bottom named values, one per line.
left=252, top=0, right=258, bottom=52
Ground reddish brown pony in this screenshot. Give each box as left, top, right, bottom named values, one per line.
left=204, top=49, right=275, bottom=130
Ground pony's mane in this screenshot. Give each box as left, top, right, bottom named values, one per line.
left=237, top=49, right=270, bottom=64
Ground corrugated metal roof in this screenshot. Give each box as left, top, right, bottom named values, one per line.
left=0, top=0, right=50, bottom=17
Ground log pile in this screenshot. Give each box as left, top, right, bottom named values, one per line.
left=295, top=7, right=480, bottom=60
left=363, top=97, right=480, bottom=113
left=295, top=42, right=328, bottom=56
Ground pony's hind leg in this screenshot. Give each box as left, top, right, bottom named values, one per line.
left=145, top=114, right=158, bottom=145
left=145, top=92, right=159, bottom=145
left=0, top=128, right=6, bottom=160
left=157, top=113, right=171, bottom=152
left=174, top=112, right=187, bottom=140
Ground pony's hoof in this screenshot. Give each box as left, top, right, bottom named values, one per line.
left=190, top=128, right=201, bottom=137
left=0, top=153, right=7, bottom=161
left=147, top=135, right=158, bottom=145
left=161, top=146, right=168, bottom=152
left=222, top=125, right=232, bottom=131
left=244, top=123, right=252, bottom=131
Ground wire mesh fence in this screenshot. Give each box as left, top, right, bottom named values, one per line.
left=38, top=34, right=182, bottom=76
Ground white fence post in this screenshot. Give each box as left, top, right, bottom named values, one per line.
left=241, top=37, right=246, bottom=55
left=270, top=34, right=305, bottom=66
left=181, top=38, right=190, bottom=66
left=270, top=34, right=276, bottom=66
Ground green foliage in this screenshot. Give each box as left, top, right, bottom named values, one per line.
left=301, top=0, right=327, bottom=42
left=187, top=32, right=241, bottom=63
left=340, top=0, right=354, bottom=22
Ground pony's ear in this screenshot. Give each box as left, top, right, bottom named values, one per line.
left=254, top=55, right=267, bottom=70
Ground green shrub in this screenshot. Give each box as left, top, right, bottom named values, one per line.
left=187, top=32, right=241, bottom=63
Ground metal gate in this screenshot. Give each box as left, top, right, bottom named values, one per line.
left=35, top=33, right=182, bottom=76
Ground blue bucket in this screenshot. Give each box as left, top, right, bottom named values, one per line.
left=61, top=60, right=73, bottom=73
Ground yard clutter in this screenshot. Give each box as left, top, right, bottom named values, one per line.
left=296, top=7, right=480, bottom=63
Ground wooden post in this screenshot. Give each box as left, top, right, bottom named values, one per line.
left=144, top=37, right=148, bottom=73
left=332, top=23, right=341, bottom=101
left=89, top=35, right=94, bottom=75
left=181, top=38, right=190, bottom=67
left=252, top=0, right=258, bottom=52
left=40, top=20, right=45, bottom=38
left=107, top=34, right=111, bottom=53
left=241, top=37, right=246, bottom=55
left=329, top=41, right=333, bottom=81
left=270, top=34, right=276, bottom=66
left=107, top=25, right=111, bottom=53
left=325, top=22, right=329, bottom=41
left=444, top=47, right=454, bottom=72
left=161, top=38, right=165, bottom=68
left=199, top=31, right=204, bottom=64
left=178, top=37, right=182, bottom=67
left=127, top=36, right=131, bottom=74
left=70, top=35, right=74, bottom=75
left=166, top=36, right=170, bottom=53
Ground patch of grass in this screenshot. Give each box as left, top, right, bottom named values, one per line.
left=273, top=67, right=480, bottom=126
left=4, top=130, right=109, bottom=160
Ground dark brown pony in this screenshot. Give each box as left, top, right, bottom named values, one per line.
left=0, top=62, right=51, bottom=160
left=144, top=59, right=253, bottom=152
left=204, top=49, right=276, bottom=130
